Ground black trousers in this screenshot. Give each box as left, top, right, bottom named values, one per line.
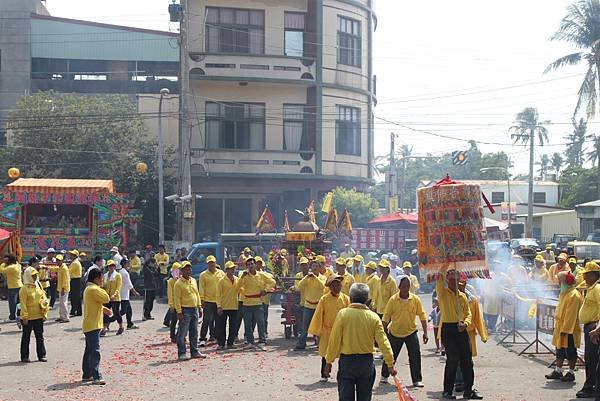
left=583, top=324, right=599, bottom=391
left=215, top=309, right=238, bottom=346
left=104, top=301, right=122, bottom=325
left=21, top=319, right=46, bottom=360
left=200, top=301, right=217, bottom=341
left=143, top=289, right=155, bottom=318
left=234, top=301, right=244, bottom=338
left=321, top=357, right=327, bottom=379
left=441, top=323, right=474, bottom=395
left=120, top=300, right=134, bottom=326
left=48, top=281, right=57, bottom=307
left=382, top=330, right=422, bottom=383
left=69, top=278, right=82, bottom=315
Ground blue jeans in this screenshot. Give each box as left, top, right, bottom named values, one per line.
left=338, top=354, right=376, bottom=401
left=8, top=288, right=19, bottom=320
left=82, top=329, right=102, bottom=380
left=177, top=307, right=199, bottom=357
left=243, top=304, right=266, bottom=344
left=296, top=307, right=315, bottom=348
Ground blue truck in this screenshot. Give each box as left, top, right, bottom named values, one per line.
left=186, top=233, right=280, bottom=276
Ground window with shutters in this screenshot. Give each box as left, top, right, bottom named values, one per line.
left=205, top=7, right=264, bottom=54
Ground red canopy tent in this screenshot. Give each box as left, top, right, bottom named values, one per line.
left=368, top=211, right=418, bottom=226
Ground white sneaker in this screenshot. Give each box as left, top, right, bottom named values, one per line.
left=198, top=340, right=206, bottom=347
left=257, top=343, right=266, bottom=351
left=319, top=377, right=329, bottom=382
left=380, top=377, right=389, bottom=385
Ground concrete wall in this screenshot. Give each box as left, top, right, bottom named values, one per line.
left=531, top=211, right=579, bottom=241
left=465, top=180, right=560, bottom=206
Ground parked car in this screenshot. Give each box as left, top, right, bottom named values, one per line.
left=509, top=238, right=541, bottom=253
left=552, top=234, right=578, bottom=250
left=586, top=231, right=600, bottom=243
left=567, top=240, right=600, bottom=263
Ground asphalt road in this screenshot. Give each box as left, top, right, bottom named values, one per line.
left=0, top=296, right=586, bottom=401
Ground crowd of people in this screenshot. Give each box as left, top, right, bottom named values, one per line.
left=10, top=241, right=600, bottom=400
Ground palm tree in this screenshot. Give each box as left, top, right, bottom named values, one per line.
left=537, top=154, right=550, bottom=180
left=510, top=107, right=549, bottom=237
left=565, top=118, right=588, bottom=167
left=588, top=134, right=600, bottom=198
left=545, top=0, right=600, bottom=118
left=550, top=152, right=564, bottom=179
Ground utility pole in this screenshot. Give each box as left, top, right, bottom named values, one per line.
left=178, top=0, right=194, bottom=244
left=385, top=133, right=397, bottom=213
left=527, top=127, right=534, bottom=238
left=158, top=88, right=170, bottom=245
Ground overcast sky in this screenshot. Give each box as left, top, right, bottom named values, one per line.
left=45, top=0, right=589, bottom=177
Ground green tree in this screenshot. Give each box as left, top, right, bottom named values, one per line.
left=565, top=118, right=588, bottom=167
left=510, top=107, right=549, bottom=237
left=325, top=187, right=379, bottom=227
left=4, top=91, right=174, bottom=244
left=546, top=0, right=600, bottom=118
left=550, top=152, right=564, bottom=179
left=559, top=166, right=598, bottom=207
left=537, top=154, right=550, bottom=180
left=588, top=134, right=600, bottom=198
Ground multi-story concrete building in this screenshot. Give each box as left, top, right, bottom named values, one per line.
left=184, top=0, right=376, bottom=240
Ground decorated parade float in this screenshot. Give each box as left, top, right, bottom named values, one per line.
left=0, top=178, right=141, bottom=256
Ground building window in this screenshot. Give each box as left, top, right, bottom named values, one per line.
left=337, top=16, right=361, bottom=67
left=335, top=106, right=361, bottom=156
left=283, top=104, right=305, bottom=151
left=205, top=7, right=265, bottom=54
left=206, top=102, right=265, bottom=150
left=533, top=192, right=546, bottom=204
left=284, top=12, right=305, bottom=57
left=491, top=192, right=505, bottom=203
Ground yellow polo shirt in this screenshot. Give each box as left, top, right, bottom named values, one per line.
left=436, top=275, right=472, bottom=326
left=104, top=271, right=122, bottom=302
left=69, top=259, right=82, bottom=279
left=238, top=271, right=275, bottom=306
left=173, top=277, right=201, bottom=313
left=82, top=283, right=110, bottom=333
left=0, top=263, right=23, bottom=289
left=57, top=263, right=70, bottom=292
left=376, top=276, right=398, bottom=315
left=339, top=272, right=355, bottom=296
left=217, top=275, right=240, bottom=311
left=294, top=271, right=306, bottom=305
left=154, top=252, right=170, bottom=275
left=383, top=293, right=427, bottom=338
left=130, top=256, right=142, bottom=274
left=167, top=277, right=176, bottom=308
left=199, top=268, right=225, bottom=303
left=325, top=304, right=395, bottom=369
left=580, top=281, right=600, bottom=324
left=297, top=273, right=326, bottom=309
left=19, top=284, right=48, bottom=321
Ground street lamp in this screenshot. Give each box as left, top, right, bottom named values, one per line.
left=158, top=87, right=170, bottom=245
left=480, top=166, right=512, bottom=238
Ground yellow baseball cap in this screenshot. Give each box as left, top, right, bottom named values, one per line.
left=225, top=261, right=236, bottom=270
left=535, top=254, right=544, bottom=262
left=582, top=261, right=600, bottom=274
left=206, top=255, right=217, bottom=263
left=181, top=261, right=192, bottom=268
left=106, top=259, right=115, bottom=266
left=546, top=245, right=552, bottom=250
left=326, top=274, right=343, bottom=286
left=379, top=259, right=391, bottom=269
left=244, top=247, right=251, bottom=253
left=335, top=257, right=346, bottom=266
left=299, top=257, right=309, bottom=265
left=353, top=255, right=364, bottom=262
left=55, top=254, right=64, bottom=261
left=346, top=260, right=353, bottom=268
left=568, top=257, right=577, bottom=264
left=171, top=262, right=181, bottom=270
left=315, top=255, right=326, bottom=264
left=255, top=256, right=264, bottom=264
left=68, top=249, right=79, bottom=256
left=280, top=249, right=288, bottom=256
left=80, top=252, right=87, bottom=257
left=402, top=261, right=413, bottom=268
left=364, top=261, right=377, bottom=271
left=557, top=254, right=568, bottom=261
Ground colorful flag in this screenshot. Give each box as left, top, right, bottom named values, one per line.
left=307, top=200, right=316, bottom=224
left=256, top=205, right=276, bottom=234
left=321, top=191, right=334, bottom=213
left=324, top=208, right=338, bottom=232
left=337, top=208, right=353, bottom=235
left=283, top=210, right=291, bottom=232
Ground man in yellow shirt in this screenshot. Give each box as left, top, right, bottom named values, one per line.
left=294, top=260, right=326, bottom=350
left=293, top=257, right=310, bottom=332
left=216, top=261, right=240, bottom=349
left=376, top=259, right=398, bottom=318
left=546, top=271, right=583, bottom=383
left=198, top=255, right=225, bottom=346
left=531, top=255, right=550, bottom=282
left=68, top=249, right=83, bottom=317
left=308, top=274, right=350, bottom=381
left=102, top=260, right=123, bottom=336
left=256, top=256, right=275, bottom=338
left=334, top=257, right=355, bottom=296
left=174, top=261, right=205, bottom=361
left=576, top=262, right=600, bottom=398
left=436, top=270, right=481, bottom=400
left=548, top=253, right=570, bottom=284
left=154, top=245, right=170, bottom=297
left=324, top=283, right=396, bottom=399
left=381, top=274, right=428, bottom=387
left=55, top=254, right=71, bottom=323
left=165, top=262, right=181, bottom=342
left=19, top=266, right=48, bottom=363
left=352, top=255, right=364, bottom=283
left=238, top=256, right=275, bottom=350
left=543, top=245, right=555, bottom=263
left=128, top=250, right=142, bottom=287
left=82, top=268, right=111, bottom=385
left=0, top=254, right=22, bottom=321
left=363, top=262, right=380, bottom=309
left=402, top=261, right=420, bottom=294
left=316, top=255, right=333, bottom=278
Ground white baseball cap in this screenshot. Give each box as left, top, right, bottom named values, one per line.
left=381, top=253, right=389, bottom=260
left=46, top=248, right=56, bottom=253
left=110, top=246, right=119, bottom=252
left=389, top=254, right=399, bottom=261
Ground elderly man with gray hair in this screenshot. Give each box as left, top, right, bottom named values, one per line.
left=324, top=283, right=396, bottom=401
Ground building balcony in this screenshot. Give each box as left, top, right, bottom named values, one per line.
left=189, top=53, right=316, bottom=83
left=190, top=148, right=317, bottom=177
left=30, top=78, right=179, bottom=94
